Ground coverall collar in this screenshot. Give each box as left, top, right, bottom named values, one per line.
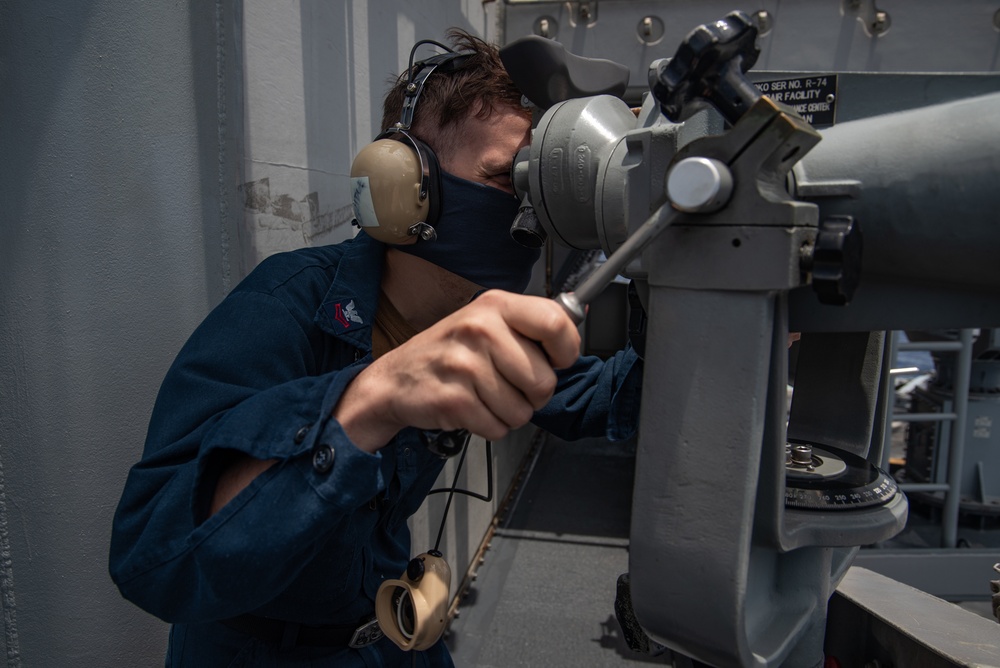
left=315, top=231, right=384, bottom=351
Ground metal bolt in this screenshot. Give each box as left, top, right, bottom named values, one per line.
left=636, top=15, right=664, bottom=44
left=791, top=444, right=813, bottom=466
left=753, top=10, right=773, bottom=36
left=579, top=3, right=591, bottom=22
left=534, top=15, right=558, bottom=38
left=871, top=10, right=890, bottom=34
left=635, top=15, right=664, bottom=44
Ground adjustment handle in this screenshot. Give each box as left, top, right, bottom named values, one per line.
left=648, top=11, right=761, bottom=124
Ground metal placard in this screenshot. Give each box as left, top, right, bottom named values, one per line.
left=756, top=75, right=839, bottom=127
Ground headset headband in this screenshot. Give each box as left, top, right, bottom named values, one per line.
left=385, top=39, right=471, bottom=133
left=376, top=42, right=470, bottom=217
left=396, top=51, right=468, bottom=130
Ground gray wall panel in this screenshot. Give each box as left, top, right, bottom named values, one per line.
left=0, top=0, right=242, bottom=664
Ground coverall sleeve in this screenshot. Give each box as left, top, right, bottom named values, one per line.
left=109, top=288, right=381, bottom=623
left=533, top=343, right=643, bottom=442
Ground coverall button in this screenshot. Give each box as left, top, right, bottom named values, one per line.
left=312, top=445, right=335, bottom=473
left=294, top=426, right=310, bottom=444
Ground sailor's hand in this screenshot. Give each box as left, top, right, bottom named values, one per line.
left=333, top=290, right=580, bottom=451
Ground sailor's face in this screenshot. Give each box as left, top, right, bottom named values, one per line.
left=436, top=106, right=531, bottom=196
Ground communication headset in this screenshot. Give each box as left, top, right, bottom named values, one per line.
left=350, top=42, right=471, bottom=245
left=362, top=40, right=498, bottom=652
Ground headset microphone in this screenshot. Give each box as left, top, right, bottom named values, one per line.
left=375, top=425, right=494, bottom=652
left=375, top=550, right=452, bottom=651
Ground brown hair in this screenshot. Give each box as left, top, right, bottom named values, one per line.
left=380, top=29, right=528, bottom=152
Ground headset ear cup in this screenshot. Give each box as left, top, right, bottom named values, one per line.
left=358, top=45, right=469, bottom=244
left=349, top=138, right=429, bottom=244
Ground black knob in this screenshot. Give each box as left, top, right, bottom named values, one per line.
left=406, top=556, right=425, bottom=581
left=510, top=205, right=547, bottom=248
left=810, top=216, right=863, bottom=306
left=648, top=11, right=761, bottom=124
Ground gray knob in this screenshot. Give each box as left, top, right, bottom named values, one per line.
left=666, top=157, right=734, bottom=213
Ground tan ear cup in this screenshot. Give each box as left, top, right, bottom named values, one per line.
left=350, top=139, right=429, bottom=244
left=375, top=552, right=452, bottom=651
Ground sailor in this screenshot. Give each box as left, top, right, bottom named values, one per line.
left=110, top=28, right=641, bottom=667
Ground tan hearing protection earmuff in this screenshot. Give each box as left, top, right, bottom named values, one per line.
left=375, top=550, right=452, bottom=651
left=349, top=45, right=470, bottom=244
left=350, top=135, right=434, bottom=245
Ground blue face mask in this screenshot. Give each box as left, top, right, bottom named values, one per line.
left=397, top=171, right=541, bottom=293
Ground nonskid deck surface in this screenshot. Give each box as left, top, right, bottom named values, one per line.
left=445, top=434, right=671, bottom=667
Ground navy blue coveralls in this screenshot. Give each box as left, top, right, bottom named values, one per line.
left=109, top=231, right=642, bottom=666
